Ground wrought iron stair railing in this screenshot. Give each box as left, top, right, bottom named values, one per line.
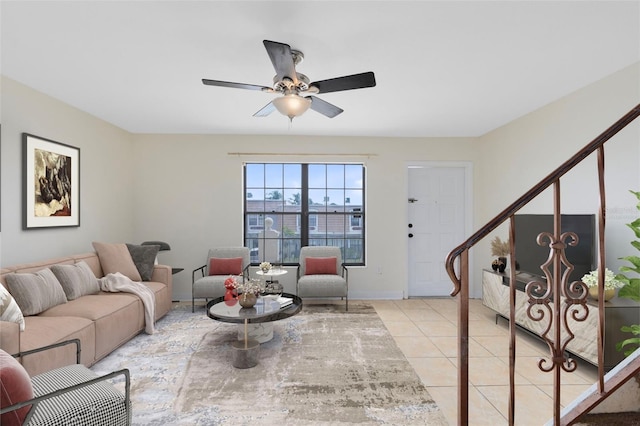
left=445, top=103, right=640, bottom=425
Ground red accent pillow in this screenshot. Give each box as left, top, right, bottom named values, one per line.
left=209, top=257, right=243, bottom=276
left=0, top=350, right=33, bottom=426
left=305, top=257, right=337, bottom=275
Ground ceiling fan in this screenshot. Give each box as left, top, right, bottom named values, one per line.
left=202, top=40, right=376, bottom=121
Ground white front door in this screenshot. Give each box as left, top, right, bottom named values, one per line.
left=408, top=166, right=467, bottom=297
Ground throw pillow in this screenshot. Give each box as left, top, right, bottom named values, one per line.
left=92, top=242, right=142, bottom=282
left=76, top=261, right=101, bottom=293
left=0, top=350, right=33, bottom=426
left=208, top=257, right=243, bottom=276
left=0, top=286, right=25, bottom=332
left=126, top=244, right=160, bottom=281
left=5, top=269, right=67, bottom=316
left=305, top=257, right=337, bottom=275
left=51, top=261, right=100, bottom=300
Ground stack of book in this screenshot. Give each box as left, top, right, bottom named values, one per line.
left=276, top=296, right=293, bottom=308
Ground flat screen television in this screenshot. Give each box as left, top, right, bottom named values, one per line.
left=513, top=214, right=596, bottom=283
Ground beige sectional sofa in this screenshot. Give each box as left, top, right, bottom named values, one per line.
left=0, top=251, right=172, bottom=376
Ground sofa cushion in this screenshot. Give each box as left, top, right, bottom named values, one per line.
left=5, top=269, right=67, bottom=316
left=305, top=257, right=337, bottom=275
left=50, top=262, right=100, bottom=301
left=126, top=244, right=160, bottom=281
left=0, top=285, right=25, bottom=331
left=41, top=294, right=144, bottom=360
left=92, top=242, right=142, bottom=282
left=19, top=316, right=96, bottom=376
left=208, top=257, right=243, bottom=276
left=0, top=349, right=34, bottom=426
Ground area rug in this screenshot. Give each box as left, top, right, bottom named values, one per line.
left=91, top=302, right=446, bottom=425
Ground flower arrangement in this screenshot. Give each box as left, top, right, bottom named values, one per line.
left=224, top=276, right=264, bottom=294
left=490, top=236, right=510, bottom=257
left=581, top=268, right=625, bottom=290
left=259, top=261, right=272, bottom=272
left=236, top=278, right=264, bottom=295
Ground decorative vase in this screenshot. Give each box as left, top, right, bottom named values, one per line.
left=498, top=257, right=507, bottom=273
left=239, top=292, right=257, bottom=308
left=261, top=267, right=270, bottom=273
left=588, top=286, right=615, bottom=301
left=224, top=288, right=238, bottom=305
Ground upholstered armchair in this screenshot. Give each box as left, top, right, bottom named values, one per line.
left=191, top=247, right=250, bottom=312
left=296, top=246, right=349, bottom=311
left=0, top=339, right=130, bottom=426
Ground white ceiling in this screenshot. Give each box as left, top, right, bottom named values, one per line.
left=1, top=1, right=639, bottom=138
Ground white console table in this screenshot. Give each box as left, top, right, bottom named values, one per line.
left=482, top=269, right=639, bottom=370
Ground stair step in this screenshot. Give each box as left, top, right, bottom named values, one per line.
left=575, top=412, right=640, bottom=425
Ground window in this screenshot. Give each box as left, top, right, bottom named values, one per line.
left=247, top=214, right=264, bottom=231
left=244, top=163, right=365, bottom=266
left=350, top=208, right=363, bottom=230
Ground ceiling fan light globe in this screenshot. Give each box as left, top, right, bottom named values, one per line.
left=273, top=94, right=311, bottom=120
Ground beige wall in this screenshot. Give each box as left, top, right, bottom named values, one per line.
left=476, top=62, right=640, bottom=288
left=129, top=134, right=477, bottom=300
left=1, top=77, right=136, bottom=265
left=1, top=61, right=638, bottom=300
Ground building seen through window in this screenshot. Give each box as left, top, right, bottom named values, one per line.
left=244, top=163, right=365, bottom=266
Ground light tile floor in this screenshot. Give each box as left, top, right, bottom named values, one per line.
left=368, top=298, right=598, bottom=426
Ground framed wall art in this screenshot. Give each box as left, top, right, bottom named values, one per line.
left=23, top=133, right=80, bottom=229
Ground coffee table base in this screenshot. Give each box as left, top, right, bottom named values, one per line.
left=237, top=323, right=274, bottom=343
left=231, top=339, right=260, bottom=368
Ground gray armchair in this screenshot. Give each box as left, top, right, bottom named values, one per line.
left=0, top=339, right=130, bottom=425
left=192, top=247, right=250, bottom=312
left=296, top=246, right=349, bottom=311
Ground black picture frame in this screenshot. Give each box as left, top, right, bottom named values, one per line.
left=23, top=133, right=80, bottom=229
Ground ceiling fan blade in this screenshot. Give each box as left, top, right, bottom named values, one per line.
left=263, top=40, right=298, bottom=84
left=310, top=72, right=376, bottom=94
left=253, top=101, right=276, bottom=117
left=308, top=96, right=343, bottom=118
left=202, top=79, right=272, bottom=92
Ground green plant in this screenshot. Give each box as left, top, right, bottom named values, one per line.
left=282, top=225, right=296, bottom=237
left=615, top=190, right=640, bottom=357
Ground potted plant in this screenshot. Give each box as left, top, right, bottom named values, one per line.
left=615, top=190, right=640, bottom=356
left=236, top=278, right=265, bottom=308
left=581, top=268, right=625, bottom=301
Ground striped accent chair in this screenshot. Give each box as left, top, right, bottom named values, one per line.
left=0, top=340, right=130, bottom=426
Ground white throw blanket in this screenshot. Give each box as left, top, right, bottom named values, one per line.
left=100, top=272, right=156, bottom=334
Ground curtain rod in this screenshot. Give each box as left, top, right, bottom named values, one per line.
left=227, top=152, right=377, bottom=157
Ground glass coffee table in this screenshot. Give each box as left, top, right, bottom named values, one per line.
left=206, top=293, right=303, bottom=368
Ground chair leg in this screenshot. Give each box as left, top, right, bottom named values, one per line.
left=192, top=297, right=195, bottom=313
left=346, top=297, right=348, bottom=312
